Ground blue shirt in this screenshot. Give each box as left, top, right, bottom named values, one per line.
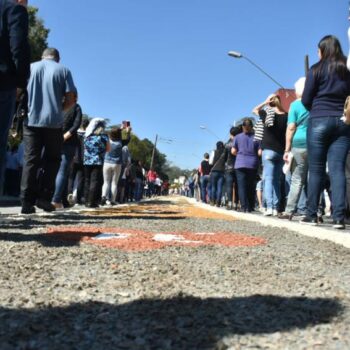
left=27, top=59, right=76, bottom=128
left=84, top=134, right=109, bottom=166
left=233, top=132, right=260, bottom=169
left=288, top=99, right=309, bottom=148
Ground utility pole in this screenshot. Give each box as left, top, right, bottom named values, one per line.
left=150, top=134, right=158, bottom=170
left=304, top=55, right=309, bottom=76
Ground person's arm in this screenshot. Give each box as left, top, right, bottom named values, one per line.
left=284, top=122, right=296, bottom=150
left=209, top=150, right=215, bottom=165
left=231, top=137, right=238, bottom=155
left=252, top=94, right=275, bottom=115
left=121, top=127, right=132, bottom=146
left=63, top=92, right=76, bottom=112
left=302, top=69, right=317, bottom=110
left=62, top=69, right=77, bottom=111
left=64, top=104, right=82, bottom=141
left=347, top=27, right=350, bottom=71
left=8, top=4, right=30, bottom=89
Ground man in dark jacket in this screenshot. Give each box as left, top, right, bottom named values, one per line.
left=0, top=0, right=30, bottom=192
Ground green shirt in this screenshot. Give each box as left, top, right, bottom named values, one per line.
left=288, top=99, right=309, bottom=148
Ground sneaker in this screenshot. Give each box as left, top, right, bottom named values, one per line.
left=332, top=220, right=345, bottom=230
left=300, top=216, right=318, bottom=225
left=67, top=193, right=75, bottom=206
left=317, top=215, right=324, bottom=224
left=272, top=209, right=279, bottom=216
left=21, top=203, right=36, bottom=214
left=278, top=212, right=293, bottom=220
left=100, top=197, right=107, bottom=206
left=36, top=199, right=55, bottom=212
left=264, top=208, right=273, bottom=216
left=51, top=202, right=64, bottom=210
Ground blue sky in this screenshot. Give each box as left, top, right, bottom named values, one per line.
left=30, top=0, right=348, bottom=169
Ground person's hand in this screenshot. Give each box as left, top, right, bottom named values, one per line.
left=63, top=131, right=71, bottom=141
left=283, top=152, right=290, bottom=162
left=258, top=149, right=262, bottom=157
left=16, top=88, right=24, bottom=101
left=265, top=94, right=276, bottom=105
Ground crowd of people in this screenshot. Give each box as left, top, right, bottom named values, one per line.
left=192, top=35, right=350, bottom=230
left=0, top=0, right=170, bottom=214
left=2, top=2, right=350, bottom=229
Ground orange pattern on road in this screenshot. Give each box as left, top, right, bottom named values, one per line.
left=82, top=202, right=237, bottom=221
left=46, top=226, right=266, bottom=251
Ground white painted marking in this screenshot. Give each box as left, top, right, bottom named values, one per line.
left=153, top=234, right=184, bottom=242
left=93, top=232, right=130, bottom=240
left=153, top=233, right=203, bottom=244
left=194, top=232, right=216, bottom=235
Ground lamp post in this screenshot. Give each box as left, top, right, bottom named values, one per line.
left=199, top=125, right=220, bottom=140
left=228, top=51, right=285, bottom=89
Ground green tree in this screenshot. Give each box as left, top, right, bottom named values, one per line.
left=28, top=6, right=49, bottom=62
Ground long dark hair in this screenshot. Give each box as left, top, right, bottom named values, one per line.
left=313, top=35, right=348, bottom=79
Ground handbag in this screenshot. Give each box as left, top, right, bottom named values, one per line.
left=342, top=96, right=350, bottom=124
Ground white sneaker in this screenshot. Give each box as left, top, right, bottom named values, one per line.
left=272, top=209, right=279, bottom=216
left=67, top=193, right=75, bottom=206
left=264, top=208, right=273, bottom=216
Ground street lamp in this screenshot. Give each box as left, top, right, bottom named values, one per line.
left=199, top=125, right=220, bottom=140
left=228, top=50, right=285, bottom=89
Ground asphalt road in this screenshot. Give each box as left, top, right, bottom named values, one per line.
left=0, top=196, right=349, bottom=349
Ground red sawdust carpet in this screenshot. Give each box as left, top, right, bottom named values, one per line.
left=46, top=226, right=267, bottom=251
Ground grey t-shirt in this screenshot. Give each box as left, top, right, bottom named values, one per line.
left=27, top=59, right=76, bottom=128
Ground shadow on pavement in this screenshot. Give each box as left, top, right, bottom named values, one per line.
left=0, top=232, right=82, bottom=247
left=0, top=295, right=343, bottom=349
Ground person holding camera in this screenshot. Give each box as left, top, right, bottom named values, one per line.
left=253, top=94, right=288, bottom=216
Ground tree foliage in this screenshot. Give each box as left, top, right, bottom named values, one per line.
left=28, top=6, right=49, bottom=62
left=127, top=134, right=167, bottom=174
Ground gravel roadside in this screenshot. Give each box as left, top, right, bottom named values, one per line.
left=0, top=197, right=349, bottom=349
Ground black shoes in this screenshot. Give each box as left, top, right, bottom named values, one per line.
left=36, top=199, right=55, bottom=212
left=278, top=213, right=293, bottom=221
left=21, top=203, right=36, bottom=214
left=332, top=220, right=345, bottom=230
left=300, top=216, right=319, bottom=225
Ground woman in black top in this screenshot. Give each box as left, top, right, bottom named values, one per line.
left=209, top=141, right=226, bottom=207
left=52, top=94, right=82, bottom=208
left=253, top=94, right=288, bottom=216
left=301, top=35, right=350, bottom=229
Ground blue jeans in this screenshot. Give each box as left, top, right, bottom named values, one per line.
left=134, top=177, right=143, bottom=201
left=200, top=175, right=210, bottom=202
left=235, top=168, right=257, bottom=211
left=262, top=149, right=284, bottom=210
left=210, top=171, right=224, bottom=204
left=225, top=171, right=236, bottom=204
left=297, top=187, right=307, bottom=215
left=307, top=117, right=350, bottom=221
left=52, top=144, right=76, bottom=203
left=0, top=89, right=16, bottom=193
left=285, top=148, right=308, bottom=214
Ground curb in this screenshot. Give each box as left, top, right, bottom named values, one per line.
left=186, top=197, right=350, bottom=249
